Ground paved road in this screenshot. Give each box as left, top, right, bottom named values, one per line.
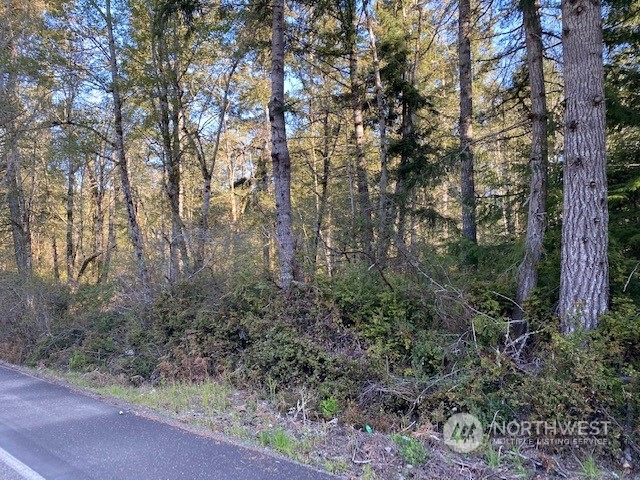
left=0, top=364, right=338, bottom=480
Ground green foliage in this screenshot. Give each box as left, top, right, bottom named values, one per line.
left=150, top=282, right=204, bottom=344
left=69, top=350, right=89, bottom=371
left=401, top=291, right=632, bottom=455
left=452, top=325, right=627, bottom=454
left=0, top=275, right=70, bottom=363
left=485, top=445, right=503, bottom=467
left=8, top=258, right=637, bottom=465
left=31, top=328, right=85, bottom=362
left=595, top=297, right=640, bottom=372
left=244, top=319, right=336, bottom=387
left=137, top=281, right=368, bottom=409
left=523, top=331, right=619, bottom=419
left=330, top=269, right=387, bottom=326
left=81, top=331, right=117, bottom=361
left=472, top=315, right=508, bottom=346
left=319, top=396, right=338, bottom=418
left=410, top=330, right=445, bottom=377
left=114, top=354, right=157, bottom=379
left=391, top=434, right=429, bottom=465
left=19, top=281, right=163, bottom=377
left=330, top=268, right=432, bottom=374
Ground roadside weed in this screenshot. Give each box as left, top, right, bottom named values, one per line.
left=319, top=396, right=338, bottom=418
left=391, top=434, right=429, bottom=465
left=576, top=453, right=603, bottom=479
left=199, top=381, right=231, bottom=413
left=259, top=428, right=295, bottom=456
left=362, top=464, right=377, bottom=479
left=485, top=444, right=502, bottom=467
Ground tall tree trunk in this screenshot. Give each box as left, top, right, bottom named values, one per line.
left=86, top=148, right=106, bottom=282
left=514, top=0, right=549, bottom=322
left=151, top=18, right=190, bottom=283
left=558, top=0, right=609, bottom=332
left=366, top=10, right=390, bottom=264
left=99, top=180, right=117, bottom=284
left=155, top=75, right=182, bottom=283
left=256, top=123, right=272, bottom=273
left=256, top=127, right=270, bottom=194
left=66, top=159, right=76, bottom=283
left=2, top=0, right=33, bottom=277
left=52, top=235, right=60, bottom=282
left=348, top=31, right=374, bottom=259
left=5, top=144, right=33, bottom=277
left=105, top=0, right=148, bottom=285
left=312, top=111, right=332, bottom=271
left=228, top=150, right=238, bottom=225
left=395, top=94, right=413, bottom=246
left=396, top=3, right=423, bottom=254
left=269, top=0, right=298, bottom=289
left=458, top=0, right=477, bottom=244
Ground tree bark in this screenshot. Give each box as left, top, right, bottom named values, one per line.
left=558, top=0, right=609, bottom=332
left=66, top=158, right=76, bottom=283
left=312, top=110, right=333, bottom=271
left=347, top=6, right=375, bottom=260
left=105, top=0, right=148, bottom=285
left=151, top=29, right=190, bottom=283
left=5, top=144, right=33, bottom=277
left=395, top=91, right=414, bottom=247
left=86, top=147, right=106, bottom=282
left=458, top=0, right=477, bottom=244
left=52, top=235, right=60, bottom=282
left=99, top=181, right=117, bottom=284
left=366, top=10, right=390, bottom=264
left=514, top=0, right=549, bottom=321
left=269, top=0, right=298, bottom=289
left=2, top=1, right=32, bottom=277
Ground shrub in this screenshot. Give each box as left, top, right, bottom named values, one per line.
left=0, top=274, right=69, bottom=361
left=244, top=319, right=338, bottom=388
left=330, top=268, right=433, bottom=374
left=595, top=297, right=640, bottom=372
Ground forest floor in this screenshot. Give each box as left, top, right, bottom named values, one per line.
left=36, top=368, right=633, bottom=480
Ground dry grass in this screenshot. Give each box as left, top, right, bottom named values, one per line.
left=51, top=369, right=631, bottom=480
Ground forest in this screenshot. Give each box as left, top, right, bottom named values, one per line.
left=1, top=0, right=639, bottom=476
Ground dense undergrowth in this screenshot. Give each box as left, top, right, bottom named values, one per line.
left=0, top=245, right=638, bottom=471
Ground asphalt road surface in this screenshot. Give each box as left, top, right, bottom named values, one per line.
left=0, top=364, right=338, bottom=480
